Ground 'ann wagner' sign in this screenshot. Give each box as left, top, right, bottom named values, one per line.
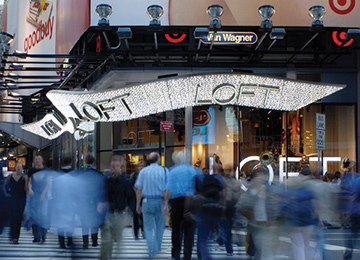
left=21, top=73, right=344, bottom=140
left=200, top=31, right=258, bottom=45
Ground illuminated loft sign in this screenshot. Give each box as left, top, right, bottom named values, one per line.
left=238, top=156, right=341, bottom=183
left=201, top=31, right=257, bottom=45
left=20, top=73, right=344, bottom=139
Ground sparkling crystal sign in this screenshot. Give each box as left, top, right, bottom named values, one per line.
left=21, top=73, right=345, bottom=139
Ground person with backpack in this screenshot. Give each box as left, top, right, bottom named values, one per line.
left=196, top=162, right=224, bottom=260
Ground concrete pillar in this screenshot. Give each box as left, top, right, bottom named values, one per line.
left=185, top=106, right=192, bottom=165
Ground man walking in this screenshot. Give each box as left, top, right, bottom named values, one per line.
left=164, top=151, right=198, bottom=260
left=99, top=154, right=136, bottom=260
left=135, top=152, right=169, bottom=259
left=52, top=156, right=76, bottom=249
left=26, top=153, right=49, bottom=243
left=79, top=155, right=105, bottom=248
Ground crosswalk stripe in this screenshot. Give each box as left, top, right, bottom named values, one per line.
left=0, top=226, right=251, bottom=259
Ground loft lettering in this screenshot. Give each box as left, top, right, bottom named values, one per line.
left=41, top=119, right=61, bottom=136
left=40, top=94, right=131, bottom=137
left=71, top=94, right=132, bottom=123
left=195, top=83, right=280, bottom=106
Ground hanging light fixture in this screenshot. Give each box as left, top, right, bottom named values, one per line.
left=258, top=5, right=275, bottom=30
left=207, top=4, right=223, bottom=29
left=96, top=4, right=113, bottom=26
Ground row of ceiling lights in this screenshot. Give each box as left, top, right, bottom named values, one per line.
left=96, top=3, right=326, bottom=29
left=0, top=3, right=358, bottom=63
left=95, top=3, right=329, bottom=42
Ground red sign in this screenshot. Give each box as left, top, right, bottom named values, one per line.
left=165, top=34, right=187, bottom=43
left=160, top=121, right=174, bottom=132
left=17, top=157, right=26, bottom=168
left=8, top=159, right=16, bottom=171
left=332, top=31, right=354, bottom=47
left=193, top=110, right=211, bottom=126
left=329, top=0, right=355, bottom=15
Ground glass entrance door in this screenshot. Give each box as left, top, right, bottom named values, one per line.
left=113, top=148, right=160, bottom=177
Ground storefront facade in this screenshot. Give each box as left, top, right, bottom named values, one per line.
left=0, top=0, right=359, bottom=179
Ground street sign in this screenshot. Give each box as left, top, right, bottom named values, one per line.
left=160, top=121, right=174, bottom=132
left=316, top=129, right=326, bottom=150
left=316, top=113, right=326, bottom=130
left=316, top=113, right=326, bottom=150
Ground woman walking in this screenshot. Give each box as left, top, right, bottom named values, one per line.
left=3, top=162, right=27, bottom=244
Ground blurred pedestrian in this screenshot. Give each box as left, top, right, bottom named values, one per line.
left=196, top=162, right=224, bottom=260
left=343, top=159, right=360, bottom=260
left=79, top=155, right=105, bottom=248
left=284, top=166, right=321, bottom=260
left=52, top=156, right=76, bottom=249
left=129, top=160, right=146, bottom=240
left=99, top=154, right=136, bottom=260
left=2, top=162, right=26, bottom=244
left=340, top=156, right=358, bottom=229
left=332, top=171, right=341, bottom=186
left=135, top=152, right=169, bottom=260
left=163, top=151, right=198, bottom=260
left=26, top=153, right=50, bottom=243
left=217, top=166, right=240, bottom=256
left=238, top=163, right=283, bottom=260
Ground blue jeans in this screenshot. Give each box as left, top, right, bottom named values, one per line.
left=344, top=215, right=360, bottom=260
left=197, top=213, right=220, bottom=260
left=142, top=198, right=166, bottom=259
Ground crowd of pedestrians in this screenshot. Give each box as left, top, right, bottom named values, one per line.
left=1, top=151, right=360, bottom=260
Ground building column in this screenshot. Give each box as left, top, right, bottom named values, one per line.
left=357, top=52, right=360, bottom=171
left=165, top=111, right=175, bottom=168
left=185, top=106, right=192, bottom=165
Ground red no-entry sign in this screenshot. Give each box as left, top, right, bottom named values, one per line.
left=160, top=121, right=174, bottom=132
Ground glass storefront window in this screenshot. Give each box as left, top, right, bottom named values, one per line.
left=299, top=104, right=356, bottom=177
left=96, top=103, right=355, bottom=181
left=193, top=106, right=283, bottom=178
left=98, top=110, right=186, bottom=173
left=113, top=114, right=165, bottom=149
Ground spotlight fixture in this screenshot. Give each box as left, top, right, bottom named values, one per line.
left=309, top=5, right=325, bottom=31
left=0, top=32, right=14, bottom=45
left=269, top=28, right=286, bottom=40
left=5, top=78, right=16, bottom=83
left=117, top=28, right=133, bottom=39
left=207, top=4, right=223, bottom=29
left=12, top=50, right=27, bottom=59
left=194, top=27, right=209, bottom=39
left=0, top=32, right=14, bottom=57
left=6, top=73, right=19, bottom=79
left=96, top=4, right=113, bottom=26
left=258, top=5, right=275, bottom=30
left=7, top=91, right=21, bottom=97
left=147, top=5, right=164, bottom=26
left=9, top=63, right=24, bottom=70
left=346, top=29, right=360, bottom=42
left=5, top=82, right=16, bottom=89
